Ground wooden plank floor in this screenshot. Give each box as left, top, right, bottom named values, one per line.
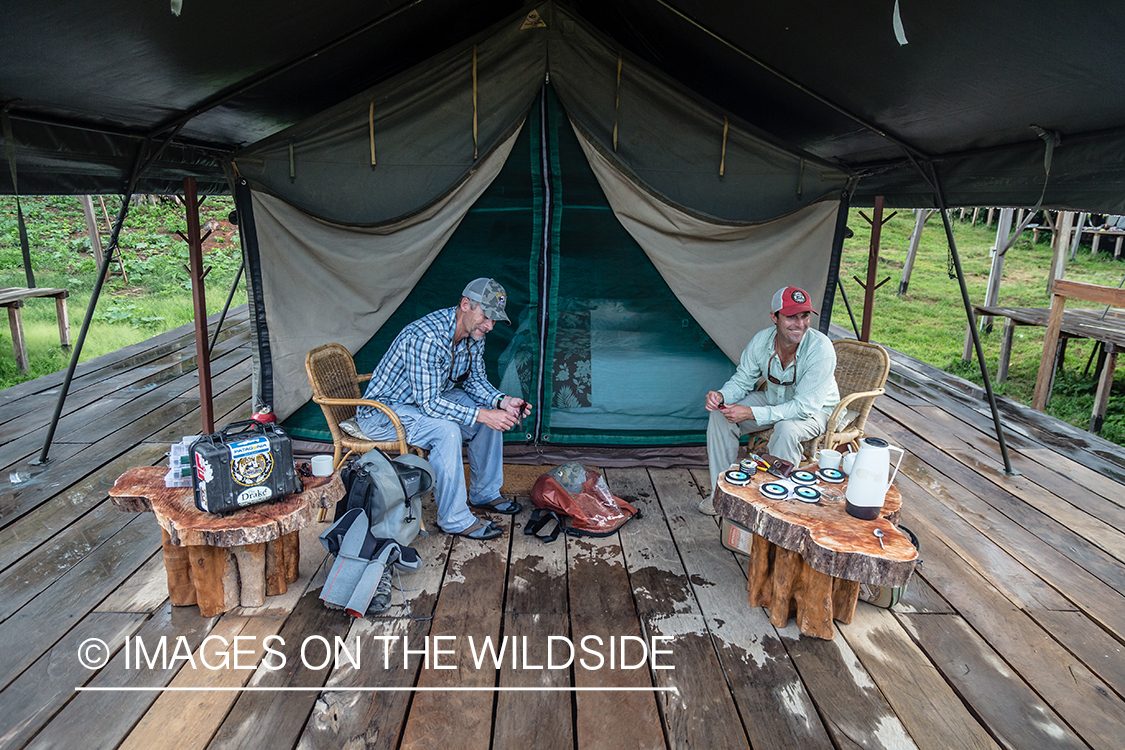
left=1, top=314, right=1124, bottom=749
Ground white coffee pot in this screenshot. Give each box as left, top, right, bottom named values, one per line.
left=845, top=437, right=904, bottom=520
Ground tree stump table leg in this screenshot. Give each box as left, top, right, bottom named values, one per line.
left=188, top=545, right=240, bottom=617
left=745, top=534, right=861, bottom=640
left=161, top=529, right=197, bottom=607
left=231, top=543, right=267, bottom=608
left=169, top=535, right=301, bottom=617
left=264, top=531, right=300, bottom=596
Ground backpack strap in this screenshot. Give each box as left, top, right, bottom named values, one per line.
left=524, top=508, right=563, bottom=543
left=318, top=507, right=422, bottom=616
left=333, top=466, right=375, bottom=522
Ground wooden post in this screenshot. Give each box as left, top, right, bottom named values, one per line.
left=898, top=208, right=930, bottom=297
left=997, top=318, right=1015, bottom=383
left=6, top=301, right=29, bottom=373
left=1068, top=212, right=1088, bottom=261
left=1090, top=344, right=1119, bottom=433
left=982, top=209, right=1013, bottom=332
left=1047, top=211, right=1073, bottom=296
left=79, top=196, right=104, bottom=268
left=183, top=178, right=215, bottom=434
left=1032, top=290, right=1067, bottom=410
left=855, top=196, right=895, bottom=342
left=963, top=209, right=1013, bottom=361
left=54, top=294, right=71, bottom=350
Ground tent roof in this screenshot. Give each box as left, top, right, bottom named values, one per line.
left=4, top=0, right=1125, bottom=210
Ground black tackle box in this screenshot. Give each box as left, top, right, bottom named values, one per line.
left=190, top=421, right=301, bottom=514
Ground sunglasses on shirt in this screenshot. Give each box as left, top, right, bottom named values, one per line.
left=767, top=351, right=796, bottom=386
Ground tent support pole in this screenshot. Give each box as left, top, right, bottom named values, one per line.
left=837, top=278, right=860, bottom=339
left=33, top=130, right=186, bottom=465
left=33, top=191, right=134, bottom=465
left=184, top=177, right=215, bottom=434
left=931, top=166, right=1018, bottom=476
left=819, top=189, right=851, bottom=334
left=209, top=260, right=244, bottom=357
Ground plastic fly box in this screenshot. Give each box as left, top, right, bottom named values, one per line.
left=191, top=420, right=301, bottom=514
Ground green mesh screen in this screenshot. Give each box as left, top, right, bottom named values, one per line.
left=284, top=86, right=733, bottom=445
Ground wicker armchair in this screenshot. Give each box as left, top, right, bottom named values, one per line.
left=750, top=338, right=890, bottom=459
left=817, top=339, right=890, bottom=453
left=304, top=343, right=421, bottom=468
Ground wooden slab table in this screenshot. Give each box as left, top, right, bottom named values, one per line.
left=0, top=287, right=71, bottom=373
left=110, top=466, right=343, bottom=616
left=713, top=468, right=917, bottom=639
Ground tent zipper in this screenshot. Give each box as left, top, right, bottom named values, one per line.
left=533, top=87, right=552, bottom=443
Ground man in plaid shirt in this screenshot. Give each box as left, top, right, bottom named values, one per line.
left=356, top=278, right=532, bottom=540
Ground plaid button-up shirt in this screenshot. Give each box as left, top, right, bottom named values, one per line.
left=358, top=307, right=503, bottom=426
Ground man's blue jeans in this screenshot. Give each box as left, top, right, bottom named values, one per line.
left=356, top=388, right=503, bottom=534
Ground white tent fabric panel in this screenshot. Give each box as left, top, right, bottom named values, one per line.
left=250, top=126, right=522, bottom=421
left=572, top=121, right=839, bottom=362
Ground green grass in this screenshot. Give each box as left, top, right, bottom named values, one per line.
left=836, top=207, right=1125, bottom=446
left=1, top=195, right=244, bottom=385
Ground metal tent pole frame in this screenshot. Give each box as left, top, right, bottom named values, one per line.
left=930, top=165, right=1018, bottom=476
left=34, top=128, right=186, bottom=465
left=819, top=187, right=852, bottom=334
left=209, top=260, right=244, bottom=357
left=33, top=193, right=134, bottom=465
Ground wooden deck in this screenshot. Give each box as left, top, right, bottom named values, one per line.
left=2, top=309, right=1124, bottom=750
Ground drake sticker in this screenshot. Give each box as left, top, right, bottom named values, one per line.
left=237, top=486, right=274, bottom=506
left=229, top=436, right=273, bottom=486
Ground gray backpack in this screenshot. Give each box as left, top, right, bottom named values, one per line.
left=334, top=448, right=435, bottom=545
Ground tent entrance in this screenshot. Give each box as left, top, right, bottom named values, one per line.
left=281, top=86, right=734, bottom=446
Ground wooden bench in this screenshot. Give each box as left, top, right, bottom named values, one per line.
left=110, top=466, right=343, bottom=616
left=1081, top=227, right=1125, bottom=259
left=0, top=287, right=71, bottom=373
left=1033, top=279, right=1125, bottom=432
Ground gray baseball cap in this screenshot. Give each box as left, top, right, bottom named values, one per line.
left=462, top=278, right=510, bottom=323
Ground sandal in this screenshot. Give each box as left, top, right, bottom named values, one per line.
left=449, top=519, right=503, bottom=540
left=469, top=497, right=523, bottom=515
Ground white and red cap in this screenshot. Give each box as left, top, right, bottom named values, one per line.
left=771, top=286, right=817, bottom=316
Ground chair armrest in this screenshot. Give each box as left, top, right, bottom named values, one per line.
left=829, top=388, right=886, bottom=422
left=820, top=387, right=885, bottom=452
left=312, top=396, right=409, bottom=455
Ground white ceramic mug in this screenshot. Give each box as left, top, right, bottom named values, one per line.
left=816, top=448, right=842, bottom=470
left=310, top=455, right=334, bottom=477
left=841, top=452, right=856, bottom=475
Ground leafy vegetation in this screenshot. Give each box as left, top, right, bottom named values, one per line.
left=0, top=194, right=244, bottom=385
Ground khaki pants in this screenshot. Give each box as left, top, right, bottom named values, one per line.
left=706, top=392, right=828, bottom=491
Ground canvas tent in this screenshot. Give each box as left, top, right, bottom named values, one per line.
left=4, top=0, right=1125, bottom=454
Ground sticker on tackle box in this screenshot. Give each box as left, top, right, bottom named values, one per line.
left=229, top=436, right=274, bottom=486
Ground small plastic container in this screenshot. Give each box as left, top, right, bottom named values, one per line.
left=165, top=435, right=201, bottom=488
